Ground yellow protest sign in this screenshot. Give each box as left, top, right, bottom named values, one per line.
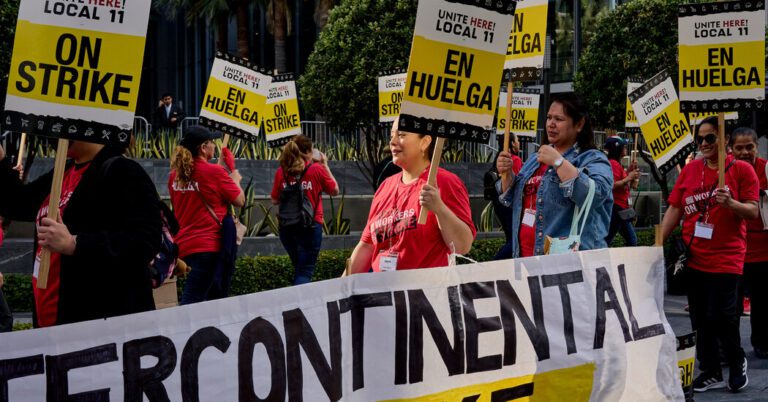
left=3, top=0, right=151, bottom=145
left=496, top=87, right=540, bottom=137
left=624, top=79, right=643, bottom=132
left=676, top=333, right=696, bottom=400
left=264, top=74, right=302, bottom=146
left=629, top=70, right=694, bottom=175
left=504, top=0, right=548, bottom=82
left=198, top=52, right=272, bottom=142
left=678, top=1, right=765, bottom=112
left=398, top=0, right=515, bottom=143
left=378, top=71, right=407, bottom=123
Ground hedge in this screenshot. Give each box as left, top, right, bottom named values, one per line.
left=3, top=231, right=681, bottom=314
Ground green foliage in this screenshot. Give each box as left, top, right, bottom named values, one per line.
left=322, top=194, right=350, bottom=235
left=479, top=202, right=496, bottom=232
left=13, top=322, right=32, bottom=331
left=573, top=0, right=684, bottom=129
left=2, top=274, right=33, bottom=313
left=0, top=0, right=19, bottom=104
left=298, top=0, right=417, bottom=132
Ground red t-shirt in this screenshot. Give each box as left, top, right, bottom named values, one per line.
left=668, top=158, right=759, bottom=274
left=519, top=164, right=548, bottom=257
left=511, top=154, right=523, bottom=175
left=610, top=159, right=630, bottom=209
left=169, top=159, right=242, bottom=258
left=361, top=168, right=476, bottom=271
left=271, top=162, right=337, bottom=225
left=33, top=162, right=91, bottom=327
left=746, top=157, right=768, bottom=263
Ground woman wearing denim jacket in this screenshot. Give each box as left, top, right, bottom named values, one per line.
left=496, top=93, right=613, bottom=257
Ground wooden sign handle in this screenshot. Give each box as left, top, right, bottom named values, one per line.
left=501, top=81, right=513, bottom=182
left=15, top=132, right=27, bottom=172
left=417, top=137, right=445, bottom=225
left=37, top=138, right=69, bottom=289
left=717, top=112, right=725, bottom=188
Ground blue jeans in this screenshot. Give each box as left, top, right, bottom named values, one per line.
left=280, top=222, right=323, bottom=285
left=606, top=205, right=637, bottom=246
left=180, top=252, right=219, bottom=305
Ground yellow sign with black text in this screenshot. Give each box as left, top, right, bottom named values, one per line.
left=378, top=72, right=407, bottom=123
left=678, top=1, right=765, bottom=112
left=3, top=0, right=152, bottom=145
left=198, top=53, right=272, bottom=142
left=504, top=0, right=548, bottom=81
left=398, top=0, right=515, bottom=143
left=629, top=71, right=694, bottom=175
left=496, top=87, right=540, bottom=137
left=264, top=76, right=302, bottom=146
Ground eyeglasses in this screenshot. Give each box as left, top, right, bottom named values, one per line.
left=695, top=134, right=717, bottom=145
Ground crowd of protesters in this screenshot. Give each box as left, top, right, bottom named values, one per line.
left=0, top=93, right=766, bottom=395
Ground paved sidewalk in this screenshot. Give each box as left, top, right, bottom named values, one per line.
left=665, top=294, right=768, bottom=401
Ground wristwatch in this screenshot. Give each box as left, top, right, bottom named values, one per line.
left=553, top=157, right=564, bottom=170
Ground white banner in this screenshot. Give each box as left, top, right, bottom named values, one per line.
left=0, top=247, right=683, bottom=401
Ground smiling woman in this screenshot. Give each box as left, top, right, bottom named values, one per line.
left=346, top=118, right=476, bottom=274
left=660, top=117, right=760, bottom=392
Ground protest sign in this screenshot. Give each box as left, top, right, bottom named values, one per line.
left=398, top=0, right=515, bottom=144
left=263, top=74, right=301, bottom=147
left=0, top=247, right=683, bottom=401
left=629, top=70, right=694, bottom=176
left=676, top=332, right=696, bottom=401
left=198, top=52, right=272, bottom=143
left=378, top=69, right=407, bottom=123
left=624, top=78, right=643, bottom=133
left=686, top=110, right=738, bottom=126
left=504, top=0, right=548, bottom=82
left=678, top=0, right=765, bottom=113
left=2, top=0, right=151, bottom=145
left=496, top=87, right=540, bottom=138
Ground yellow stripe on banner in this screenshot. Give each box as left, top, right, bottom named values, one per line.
left=678, top=357, right=695, bottom=388
left=7, top=20, right=145, bottom=112
left=380, top=363, right=595, bottom=402
left=264, top=97, right=301, bottom=136
left=379, top=90, right=404, bottom=119
left=640, top=100, right=691, bottom=160
left=679, top=41, right=764, bottom=92
left=201, top=76, right=266, bottom=129
left=505, top=4, right=548, bottom=61
left=404, top=35, right=504, bottom=117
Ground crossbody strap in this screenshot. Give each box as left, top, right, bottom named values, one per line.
left=570, top=178, right=595, bottom=237
left=194, top=183, right=222, bottom=226
left=684, top=158, right=738, bottom=247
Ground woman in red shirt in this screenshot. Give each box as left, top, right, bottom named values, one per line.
left=661, top=116, right=759, bottom=393
left=347, top=120, right=476, bottom=273
left=731, top=127, right=768, bottom=359
left=169, top=126, right=245, bottom=304
left=271, top=135, right=339, bottom=285
left=604, top=136, right=640, bottom=246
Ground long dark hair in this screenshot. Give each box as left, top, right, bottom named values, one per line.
left=546, top=93, right=596, bottom=151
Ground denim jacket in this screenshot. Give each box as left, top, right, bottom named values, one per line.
left=500, top=145, right=613, bottom=257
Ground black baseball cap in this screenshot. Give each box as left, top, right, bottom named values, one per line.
left=180, top=125, right=222, bottom=152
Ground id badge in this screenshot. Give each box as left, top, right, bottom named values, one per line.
left=628, top=197, right=633, bottom=207
left=522, top=209, right=536, bottom=227
left=694, top=222, right=714, bottom=239
left=380, top=252, right=399, bottom=272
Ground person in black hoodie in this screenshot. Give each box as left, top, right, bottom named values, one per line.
left=0, top=139, right=161, bottom=327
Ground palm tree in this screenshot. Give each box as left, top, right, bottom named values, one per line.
left=154, top=0, right=232, bottom=51
left=266, top=0, right=289, bottom=72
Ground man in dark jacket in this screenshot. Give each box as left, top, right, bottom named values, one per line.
left=0, top=140, right=161, bottom=326
left=152, top=93, right=186, bottom=135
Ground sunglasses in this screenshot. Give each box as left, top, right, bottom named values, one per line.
left=695, top=134, right=717, bottom=145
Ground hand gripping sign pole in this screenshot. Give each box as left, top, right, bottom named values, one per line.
left=418, top=137, right=446, bottom=224
left=37, top=138, right=69, bottom=288
left=717, top=112, right=725, bottom=187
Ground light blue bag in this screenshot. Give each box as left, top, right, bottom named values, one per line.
left=546, top=178, right=596, bottom=255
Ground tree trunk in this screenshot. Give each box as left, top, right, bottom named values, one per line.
left=273, top=0, right=287, bottom=72
left=236, top=0, right=249, bottom=59
left=216, top=14, right=228, bottom=53
left=314, top=0, right=335, bottom=34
